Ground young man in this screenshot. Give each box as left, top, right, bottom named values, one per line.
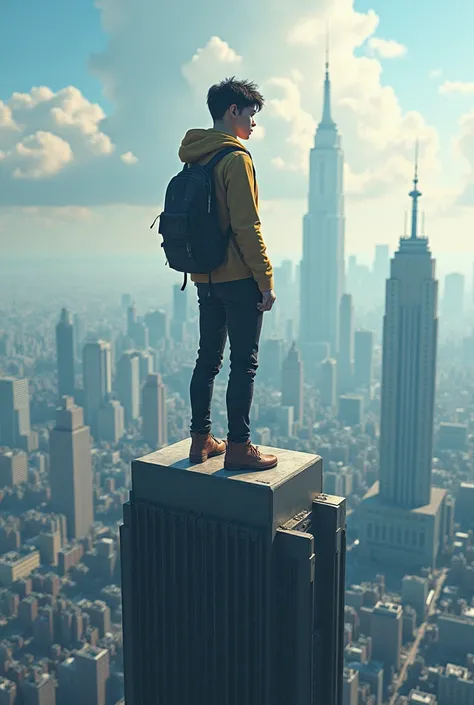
left=179, top=77, right=277, bottom=471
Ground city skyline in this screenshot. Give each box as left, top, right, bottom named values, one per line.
left=1, top=0, right=474, bottom=271
left=0, top=2, right=474, bottom=704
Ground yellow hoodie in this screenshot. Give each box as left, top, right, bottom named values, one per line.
left=178, top=128, right=274, bottom=292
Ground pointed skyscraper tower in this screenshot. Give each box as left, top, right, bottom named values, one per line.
left=359, top=154, right=452, bottom=569
left=300, top=38, right=345, bottom=359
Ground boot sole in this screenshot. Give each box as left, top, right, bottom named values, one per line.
left=189, top=449, right=226, bottom=464
left=224, top=459, right=278, bottom=472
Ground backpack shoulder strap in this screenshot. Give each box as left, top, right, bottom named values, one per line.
left=204, top=145, right=251, bottom=172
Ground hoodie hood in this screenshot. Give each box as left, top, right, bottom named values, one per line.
left=178, top=128, right=245, bottom=164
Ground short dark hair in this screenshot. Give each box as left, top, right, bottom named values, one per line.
left=206, top=77, right=265, bottom=121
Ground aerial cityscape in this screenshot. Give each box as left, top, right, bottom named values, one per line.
left=1, top=0, right=474, bottom=704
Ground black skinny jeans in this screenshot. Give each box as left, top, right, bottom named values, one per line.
left=190, top=278, right=263, bottom=443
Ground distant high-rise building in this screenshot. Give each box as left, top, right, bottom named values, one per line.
left=59, top=646, right=110, bottom=705
left=0, top=450, right=27, bottom=487
left=300, top=51, right=345, bottom=355
left=82, top=341, right=112, bottom=439
left=0, top=377, right=35, bottom=452
left=0, top=678, right=16, bottom=705
left=56, top=309, right=75, bottom=399
left=127, top=304, right=149, bottom=350
left=442, top=272, right=465, bottom=322
left=97, top=399, right=125, bottom=444
left=122, top=293, right=132, bottom=310
left=116, top=352, right=140, bottom=426
left=338, top=395, right=363, bottom=427
left=343, top=667, right=359, bottom=705
left=354, top=330, right=373, bottom=394
left=144, top=310, right=169, bottom=348
left=320, top=358, right=337, bottom=409
left=261, top=338, right=284, bottom=386
left=281, top=343, right=304, bottom=422
left=171, top=284, right=188, bottom=342
left=141, top=373, right=167, bottom=449
left=360, top=161, right=450, bottom=568
left=23, top=673, right=56, bottom=705
left=338, top=294, right=353, bottom=393
left=126, top=304, right=137, bottom=339
left=370, top=601, right=403, bottom=672
left=121, top=441, right=346, bottom=705
left=73, top=314, right=85, bottom=358
left=49, top=397, right=93, bottom=541
left=135, top=350, right=154, bottom=386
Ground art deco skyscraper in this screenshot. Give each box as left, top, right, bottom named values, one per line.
left=56, top=308, right=75, bottom=399
left=300, top=50, right=345, bottom=355
left=360, top=161, right=450, bottom=568
left=121, top=441, right=346, bottom=705
left=141, top=373, right=167, bottom=449
left=281, top=343, right=304, bottom=422
left=49, top=396, right=93, bottom=540
left=379, top=164, right=437, bottom=508
left=83, top=341, right=112, bottom=440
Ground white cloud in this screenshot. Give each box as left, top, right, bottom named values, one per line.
left=367, top=38, right=407, bottom=59
left=258, top=3, right=439, bottom=199
left=0, top=101, right=19, bottom=131
left=8, top=131, right=74, bottom=180
left=120, top=150, right=138, bottom=164
left=182, top=36, right=242, bottom=91
left=439, top=81, right=474, bottom=96
left=0, top=86, right=121, bottom=185
left=429, top=69, right=443, bottom=80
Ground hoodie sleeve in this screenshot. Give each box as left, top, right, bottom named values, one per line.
left=224, top=153, right=274, bottom=292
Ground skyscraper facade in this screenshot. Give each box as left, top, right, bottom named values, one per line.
left=141, top=373, right=167, bottom=449
left=281, top=342, right=304, bottom=422
left=442, top=272, right=465, bottom=322
left=360, top=164, right=450, bottom=568
left=121, top=441, right=346, bottom=705
left=379, top=169, right=437, bottom=508
left=56, top=308, right=75, bottom=399
left=82, top=341, right=112, bottom=439
left=0, top=377, right=33, bottom=452
left=338, top=293, right=354, bottom=394
left=116, top=352, right=141, bottom=426
left=300, top=54, right=345, bottom=355
left=49, top=397, right=93, bottom=540
left=353, top=330, right=374, bottom=395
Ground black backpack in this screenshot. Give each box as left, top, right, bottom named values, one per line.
left=151, top=146, right=251, bottom=290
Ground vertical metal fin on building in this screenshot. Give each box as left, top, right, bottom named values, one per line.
left=312, top=495, right=347, bottom=705
left=126, top=500, right=269, bottom=705
left=271, top=528, right=315, bottom=705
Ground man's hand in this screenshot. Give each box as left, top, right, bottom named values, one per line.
left=258, top=289, right=276, bottom=312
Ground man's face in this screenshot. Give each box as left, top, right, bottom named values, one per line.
left=231, top=104, right=258, bottom=141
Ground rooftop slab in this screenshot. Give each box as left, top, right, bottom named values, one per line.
left=131, top=439, right=323, bottom=535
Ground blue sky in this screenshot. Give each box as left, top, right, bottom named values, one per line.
left=1, top=0, right=474, bottom=270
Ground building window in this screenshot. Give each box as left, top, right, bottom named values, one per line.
left=368, top=523, right=373, bottom=539
left=419, top=533, right=425, bottom=547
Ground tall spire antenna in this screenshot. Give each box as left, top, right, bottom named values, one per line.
left=409, top=140, right=422, bottom=240
left=325, top=22, right=330, bottom=75
left=321, top=22, right=335, bottom=127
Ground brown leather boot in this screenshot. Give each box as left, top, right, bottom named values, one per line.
left=189, top=433, right=227, bottom=464
left=224, top=441, right=278, bottom=471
